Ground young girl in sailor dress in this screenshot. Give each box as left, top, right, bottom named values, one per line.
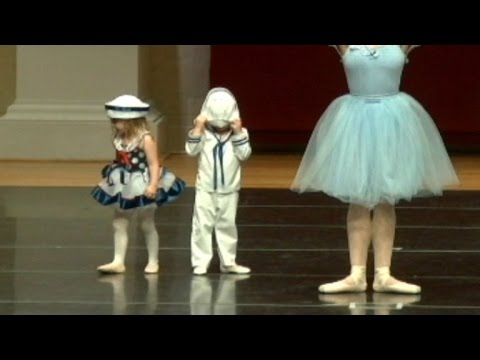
left=92, top=95, right=186, bottom=274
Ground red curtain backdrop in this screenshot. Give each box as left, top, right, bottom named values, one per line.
left=211, top=45, right=480, bottom=150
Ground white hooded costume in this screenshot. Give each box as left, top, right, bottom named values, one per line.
left=186, top=88, right=252, bottom=271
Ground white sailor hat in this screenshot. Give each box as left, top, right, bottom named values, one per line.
left=200, top=88, right=240, bottom=129
left=105, top=95, right=150, bottom=120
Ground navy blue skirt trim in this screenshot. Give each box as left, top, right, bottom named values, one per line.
left=92, top=178, right=186, bottom=210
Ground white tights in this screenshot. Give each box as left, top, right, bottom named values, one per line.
left=319, top=203, right=421, bottom=294
left=97, top=205, right=159, bottom=274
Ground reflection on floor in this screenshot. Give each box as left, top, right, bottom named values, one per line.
left=0, top=187, right=479, bottom=315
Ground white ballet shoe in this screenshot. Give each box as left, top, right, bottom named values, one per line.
left=144, top=262, right=159, bottom=274
left=373, top=267, right=421, bottom=294
left=97, top=262, right=126, bottom=274
left=318, top=266, right=367, bottom=293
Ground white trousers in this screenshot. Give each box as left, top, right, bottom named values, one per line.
left=191, top=190, right=239, bottom=268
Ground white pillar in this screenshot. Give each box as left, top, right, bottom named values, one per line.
left=166, top=45, right=211, bottom=153
left=0, top=45, right=141, bottom=160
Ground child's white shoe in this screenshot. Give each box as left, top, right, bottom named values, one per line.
left=97, top=262, right=126, bottom=274
left=193, top=266, right=208, bottom=276
left=144, top=262, right=159, bottom=274
left=220, top=264, right=251, bottom=274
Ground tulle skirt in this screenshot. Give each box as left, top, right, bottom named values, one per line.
left=291, top=92, right=459, bottom=208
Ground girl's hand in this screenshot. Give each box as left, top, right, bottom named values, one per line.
left=145, top=185, right=158, bottom=199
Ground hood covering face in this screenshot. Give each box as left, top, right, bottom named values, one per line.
left=200, top=87, right=240, bottom=130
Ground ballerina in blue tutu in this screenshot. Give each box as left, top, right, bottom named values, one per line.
left=292, top=45, right=459, bottom=294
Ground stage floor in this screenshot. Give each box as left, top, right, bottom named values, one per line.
left=0, top=187, right=479, bottom=315
left=0, top=153, right=479, bottom=190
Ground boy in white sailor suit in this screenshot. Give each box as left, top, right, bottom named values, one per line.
left=186, top=88, right=252, bottom=276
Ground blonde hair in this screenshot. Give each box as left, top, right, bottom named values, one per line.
left=111, top=117, right=150, bottom=140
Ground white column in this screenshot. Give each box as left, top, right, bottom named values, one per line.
left=0, top=45, right=140, bottom=160
left=168, top=45, right=211, bottom=153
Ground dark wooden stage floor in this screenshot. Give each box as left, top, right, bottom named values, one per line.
left=0, top=187, right=479, bottom=315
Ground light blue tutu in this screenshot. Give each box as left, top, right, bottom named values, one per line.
left=291, top=45, right=459, bottom=208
